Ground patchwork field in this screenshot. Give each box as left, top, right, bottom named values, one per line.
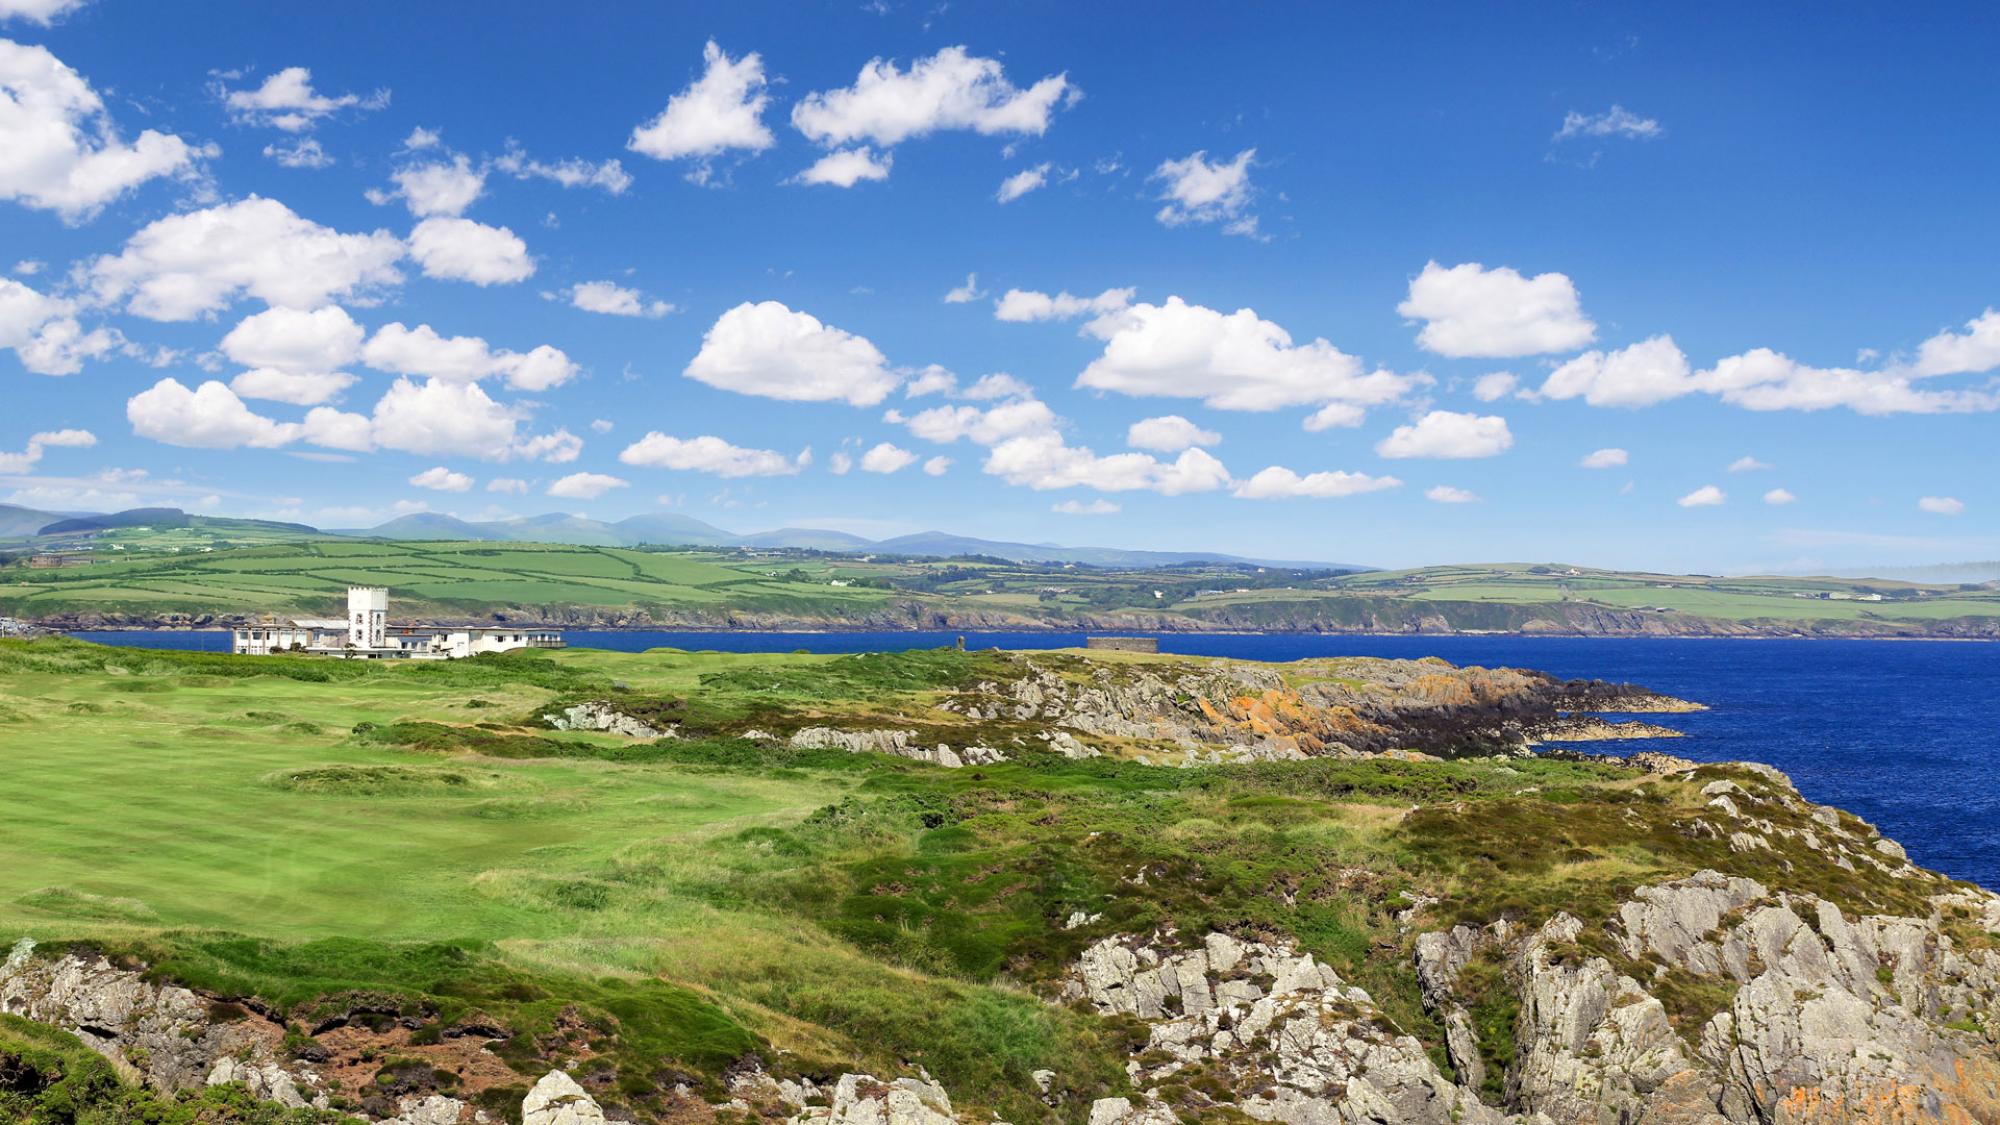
left=0, top=540, right=889, bottom=621
left=4, top=541, right=1997, bottom=636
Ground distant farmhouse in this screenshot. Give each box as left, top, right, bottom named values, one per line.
left=232, top=586, right=563, bottom=660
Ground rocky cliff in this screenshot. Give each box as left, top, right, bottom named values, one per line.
left=1068, top=762, right=2000, bottom=1125
left=933, top=653, right=1698, bottom=762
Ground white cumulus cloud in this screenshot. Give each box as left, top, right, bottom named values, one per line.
left=1912, top=309, right=2000, bottom=377
left=684, top=301, right=899, bottom=406
left=220, top=305, right=364, bottom=372
left=1076, top=296, right=1419, bottom=413
left=1678, top=485, right=1726, bottom=508
left=1301, top=403, right=1366, bottom=432
left=407, top=216, right=533, bottom=285
left=0, top=39, right=205, bottom=222
left=1540, top=320, right=2000, bottom=416
left=993, top=286, right=1132, bottom=323
left=900, top=397, right=1059, bottom=446
left=791, top=45, right=1071, bottom=150
left=0, top=276, right=115, bottom=375
left=1707, top=348, right=2000, bottom=416
left=298, top=406, right=374, bottom=452
left=0, top=1, right=92, bottom=25
left=1540, top=335, right=1697, bottom=408
left=1152, top=148, right=1256, bottom=234
left=229, top=368, right=356, bottom=406
left=858, top=441, right=917, bottom=473
left=1375, top=411, right=1514, bottom=459
left=383, top=154, right=484, bottom=216
left=619, top=432, right=808, bottom=477
left=567, top=280, right=672, bottom=318
left=363, top=322, right=578, bottom=392
left=983, top=433, right=1230, bottom=495
left=222, top=66, right=387, bottom=132
left=1727, top=455, right=1773, bottom=473
left=1425, top=485, right=1479, bottom=504
left=1126, top=415, right=1219, bottom=452
left=1232, top=467, right=1401, bottom=500
left=1918, top=495, right=1965, bottom=516
left=1580, top=447, right=1629, bottom=469
left=791, top=146, right=892, bottom=187
left=628, top=40, right=773, bottom=182
left=546, top=472, right=627, bottom=500
left=0, top=426, right=93, bottom=473
left=126, top=378, right=299, bottom=449
left=1763, top=488, right=1796, bottom=506
left=90, top=197, right=404, bottom=320
left=1398, top=261, right=1595, bottom=358
left=410, top=466, right=473, bottom=492
left=368, top=377, right=530, bottom=459
left=1471, top=372, right=1520, bottom=402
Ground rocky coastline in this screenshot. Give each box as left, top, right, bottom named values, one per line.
left=27, top=598, right=2000, bottom=640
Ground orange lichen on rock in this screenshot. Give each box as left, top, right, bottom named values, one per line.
left=1770, top=1061, right=2000, bottom=1125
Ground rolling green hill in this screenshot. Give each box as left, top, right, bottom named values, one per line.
left=2, top=541, right=1997, bottom=636
left=0, top=539, right=893, bottom=624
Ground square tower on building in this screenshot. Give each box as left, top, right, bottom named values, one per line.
left=347, top=586, right=388, bottom=649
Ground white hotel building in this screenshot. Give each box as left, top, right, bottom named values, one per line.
left=231, top=586, right=563, bottom=660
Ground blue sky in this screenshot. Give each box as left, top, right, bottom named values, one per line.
left=1, top=1, right=1995, bottom=571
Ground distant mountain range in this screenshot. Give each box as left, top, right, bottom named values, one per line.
left=0, top=502, right=1359, bottom=570
left=346, top=511, right=1354, bottom=569
left=0, top=503, right=318, bottom=540
left=1784, top=562, right=2000, bottom=586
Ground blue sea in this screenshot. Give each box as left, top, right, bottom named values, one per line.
left=67, top=629, right=2000, bottom=890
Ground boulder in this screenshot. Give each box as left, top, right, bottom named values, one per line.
left=206, top=1057, right=310, bottom=1109
left=382, top=1094, right=467, bottom=1125
left=790, top=1072, right=958, bottom=1124
left=542, top=702, right=673, bottom=739
left=521, top=1070, right=606, bottom=1125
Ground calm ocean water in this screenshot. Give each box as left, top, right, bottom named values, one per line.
left=68, top=629, right=2000, bottom=890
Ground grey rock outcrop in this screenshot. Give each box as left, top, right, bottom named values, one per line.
left=205, top=1057, right=312, bottom=1109
left=383, top=1094, right=468, bottom=1125
left=1064, top=930, right=1506, bottom=1125
left=0, top=938, right=307, bottom=1097
left=542, top=701, right=674, bottom=739
left=1414, top=869, right=2000, bottom=1125
left=522, top=1070, right=606, bottom=1125
left=788, top=726, right=1005, bottom=767
left=788, top=1072, right=959, bottom=1124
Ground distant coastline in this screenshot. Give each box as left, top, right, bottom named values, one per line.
left=57, top=623, right=2000, bottom=644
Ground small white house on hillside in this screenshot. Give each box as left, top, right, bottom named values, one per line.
left=231, top=586, right=563, bottom=660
